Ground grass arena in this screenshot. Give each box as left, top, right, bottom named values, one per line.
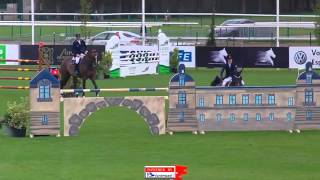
left=0, top=66, right=320, bottom=179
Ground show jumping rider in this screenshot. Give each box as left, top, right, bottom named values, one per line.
left=220, top=54, right=237, bottom=86
left=72, top=33, right=87, bottom=75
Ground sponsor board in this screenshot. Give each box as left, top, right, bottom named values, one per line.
left=0, top=45, right=6, bottom=64
left=106, top=35, right=121, bottom=78
left=0, top=44, right=19, bottom=65
left=106, top=32, right=170, bottom=77
left=158, top=31, right=170, bottom=73
left=289, top=47, right=320, bottom=69
left=171, top=46, right=195, bottom=68
left=21, top=45, right=104, bottom=65
left=120, top=63, right=158, bottom=77
left=119, top=46, right=159, bottom=77
left=106, top=40, right=159, bottom=77
left=196, top=47, right=288, bottom=68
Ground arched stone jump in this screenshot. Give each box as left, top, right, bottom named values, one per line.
left=63, top=96, right=166, bottom=136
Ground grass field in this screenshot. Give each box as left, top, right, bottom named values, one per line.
left=1, top=67, right=320, bottom=180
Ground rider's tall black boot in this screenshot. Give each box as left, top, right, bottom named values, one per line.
left=75, top=64, right=80, bottom=76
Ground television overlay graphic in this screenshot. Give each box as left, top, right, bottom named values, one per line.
left=254, top=48, right=276, bottom=66
left=144, top=165, right=188, bottom=180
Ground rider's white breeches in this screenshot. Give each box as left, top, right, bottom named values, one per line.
left=72, top=53, right=85, bottom=64
left=75, top=57, right=80, bottom=64
left=222, top=76, right=232, bottom=86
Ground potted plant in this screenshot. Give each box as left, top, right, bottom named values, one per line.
left=97, top=51, right=113, bottom=79
left=170, top=48, right=179, bottom=73
left=104, top=51, right=113, bottom=79
left=2, top=97, right=29, bottom=137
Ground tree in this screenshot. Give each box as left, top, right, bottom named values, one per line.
left=206, top=0, right=216, bottom=46
left=80, top=0, right=92, bottom=39
left=314, top=0, right=320, bottom=45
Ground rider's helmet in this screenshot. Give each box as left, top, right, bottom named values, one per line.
left=75, top=33, right=81, bottom=39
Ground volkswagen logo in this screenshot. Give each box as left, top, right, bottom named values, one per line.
left=294, top=51, right=307, bottom=65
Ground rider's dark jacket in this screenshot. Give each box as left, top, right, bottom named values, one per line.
left=72, top=39, right=87, bottom=57
left=220, top=63, right=237, bottom=79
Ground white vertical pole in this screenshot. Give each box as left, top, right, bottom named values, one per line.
left=142, top=0, right=145, bottom=45
left=276, top=0, right=280, bottom=47
left=31, top=0, right=35, bottom=45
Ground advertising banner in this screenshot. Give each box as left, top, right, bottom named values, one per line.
left=105, top=32, right=170, bottom=77
left=21, top=45, right=104, bottom=65
left=0, top=44, right=6, bottom=64
left=106, top=38, right=159, bottom=77
left=0, top=44, right=19, bottom=65
left=171, top=46, right=195, bottom=68
left=120, top=63, right=159, bottom=77
left=289, top=47, right=320, bottom=69
left=106, top=35, right=121, bottom=78
left=196, top=47, right=289, bottom=68
left=158, top=31, right=170, bottom=73
left=119, top=46, right=159, bottom=77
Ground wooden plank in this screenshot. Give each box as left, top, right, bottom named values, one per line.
left=30, top=117, right=60, bottom=119
left=167, top=127, right=198, bottom=131
left=30, top=115, right=60, bottom=117
left=167, top=124, right=198, bottom=127
left=30, top=117, right=60, bottom=121
left=168, top=118, right=196, bottom=121
left=30, top=112, right=59, bottom=115
left=295, top=124, right=320, bottom=130
left=30, top=114, right=60, bottom=117
left=168, top=119, right=198, bottom=123
left=30, top=121, right=59, bottom=124
left=31, top=129, right=60, bottom=135
left=30, top=122, right=60, bottom=126
left=168, top=115, right=197, bottom=118
left=30, top=111, right=60, bottom=114
left=168, top=113, right=196, bottom=116
left=30, top=125, right=60, bottom=129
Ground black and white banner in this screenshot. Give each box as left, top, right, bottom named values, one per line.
left=196, top=47, right=289, bottom=68
left=119, top=46, right=159, bottom=77
left=20, top=45, right=104, bottom=65
left=289, top=47, right=320, bottom=69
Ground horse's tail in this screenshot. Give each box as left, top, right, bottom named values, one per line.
left=211, top=76, right=221, bottom=86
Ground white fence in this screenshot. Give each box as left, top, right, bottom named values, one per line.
left=0, top=12, right=318, bottom=45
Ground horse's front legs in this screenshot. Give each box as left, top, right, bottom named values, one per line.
left=82, top=79, right=87, bottom=97
left=91, top=79, right=99, bottom=96
left=72, top=76, right=79, bottom=97
left=60, top=73, right=70, bottom=89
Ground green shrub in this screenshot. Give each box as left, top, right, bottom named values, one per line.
left=2, top=97, right=29, bottom=129
left=97, top=51, right=113, bottom=75
left=170, top=48, right=179, bottom=70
